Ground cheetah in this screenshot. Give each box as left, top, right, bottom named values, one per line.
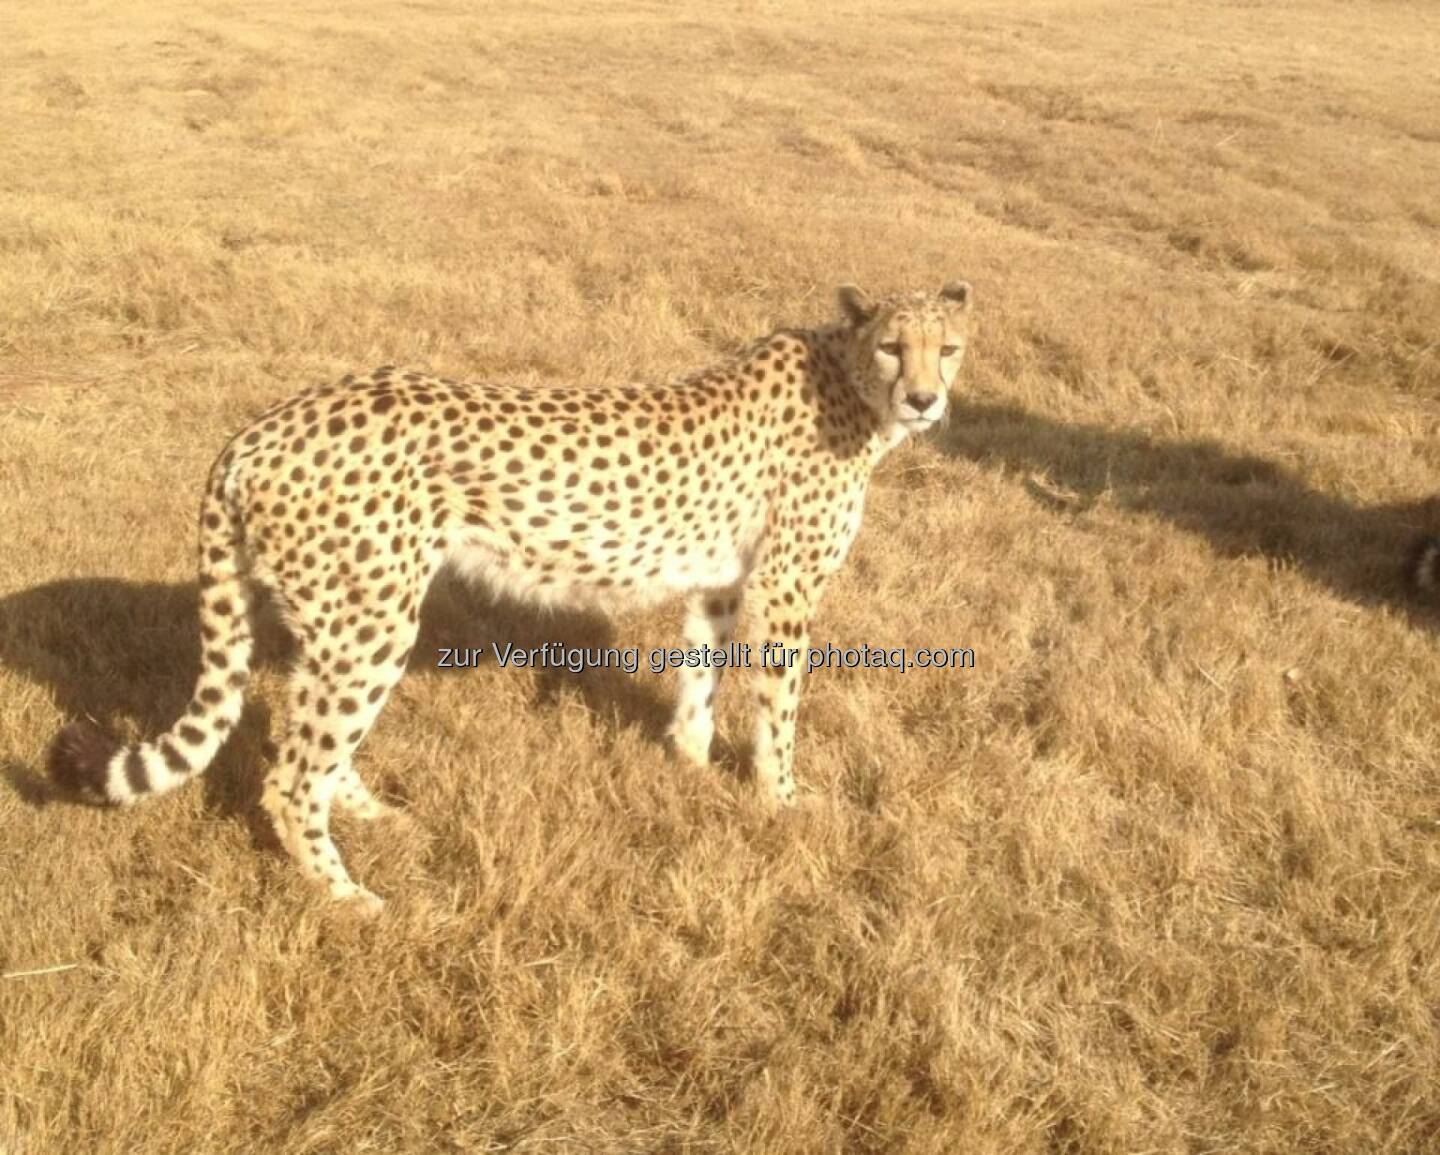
left=48, top=281, right=975, bottom=910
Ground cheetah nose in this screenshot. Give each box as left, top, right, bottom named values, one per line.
left=905, top=392, right=938, bottom=414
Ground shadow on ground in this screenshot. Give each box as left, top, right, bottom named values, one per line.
left=414, top=574, right=674, bottom=745
left=940, top=400, right=1440, bottom=623
left=0, top=573, right=672, bottom=817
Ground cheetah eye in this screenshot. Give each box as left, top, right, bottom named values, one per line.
left=940, top=344, right=961, bottom=358
left=877, top=341, right=903, bottom=358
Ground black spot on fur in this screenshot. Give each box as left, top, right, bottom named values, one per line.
left=123, top=748, right=148, bottom=795
left=160, top=739, right=190, bottom=774
left=177, top=723, right=207, bottom=746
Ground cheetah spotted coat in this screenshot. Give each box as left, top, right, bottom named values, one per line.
left=49, top=281, right=974, bottom=908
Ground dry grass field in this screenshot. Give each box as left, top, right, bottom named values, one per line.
left=4, top=0, right=1440, bottom=1150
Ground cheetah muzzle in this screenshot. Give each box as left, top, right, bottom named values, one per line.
left=47, top=280, right=975, bottom=910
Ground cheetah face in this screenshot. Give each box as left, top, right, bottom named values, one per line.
left=837, top=281, right=973, bottom=433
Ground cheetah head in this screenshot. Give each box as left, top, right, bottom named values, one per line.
left=836, top=281, right=973, bottom=433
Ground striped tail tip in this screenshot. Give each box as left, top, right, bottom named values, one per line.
left=1408, top=535, right=1440, bottom=595
left=47, top=721, right=121, bottom=806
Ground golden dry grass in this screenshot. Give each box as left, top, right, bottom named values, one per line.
left=4, top=0, right=1440, bottom=1150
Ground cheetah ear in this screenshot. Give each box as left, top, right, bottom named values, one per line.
left=939, top=280, right=973, bottom=313
left=837, top=283, right=876, bottom=328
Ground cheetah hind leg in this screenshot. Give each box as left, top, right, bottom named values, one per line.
left=276, top=656, right=413, bottom=914
left=260, top=721, right=304, bottom=859
left=255, top=683, right=401, bottom=849
left=333, top=758, right=404, bottom=821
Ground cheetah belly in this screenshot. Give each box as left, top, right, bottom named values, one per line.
left=446, top=526, right=752, bottom=613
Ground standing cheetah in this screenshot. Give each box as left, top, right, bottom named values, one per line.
left=48, top=281, right=974, bottom=909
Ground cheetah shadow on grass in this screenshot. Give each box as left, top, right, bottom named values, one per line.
left=413, top=571, right=674, bottom=750
left=940, top=401, right=1440, bottom=624
left=0, top=579, right=273, bottom=825
left=0, top=574, right=674, bottom=818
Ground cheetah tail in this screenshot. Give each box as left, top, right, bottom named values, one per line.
left=1407, top=535, right=1440, bottom=597
left=47, top=462, right=254, bottom=806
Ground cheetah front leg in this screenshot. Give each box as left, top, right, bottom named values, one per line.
left=668, top=588, right=740, bottom=767
left=748, top=570, right=826, bottom=807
